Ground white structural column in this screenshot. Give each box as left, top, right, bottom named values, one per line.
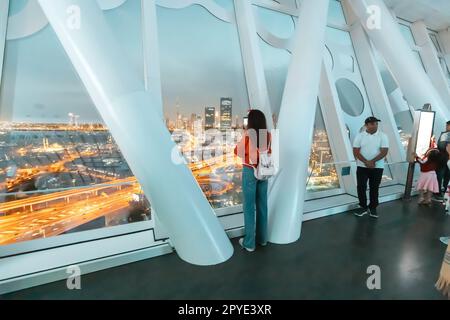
left=0, top=0, right=9, bottom=90
left=348, top=0, right=450, bottom=130
left=343, top=4, right=406, bottom=180
left=351, top=25, right=406, bottom=166
left=234, top=0, right=273, bottom=130
left=438, top=28, right=450, bottom=77
left=268, top=0, right=329, bottom=244
left=411, top=21, right=450, bottom=106
left=319, top=62, right=358, bottom=195
left=38, top=0, right=233, bottom=266
left=141, top=0, right=163, bottom=118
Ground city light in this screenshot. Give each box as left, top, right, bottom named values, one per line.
left=0, top=112, right=340, bottom=245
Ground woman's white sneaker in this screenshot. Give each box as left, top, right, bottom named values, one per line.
left=239, top=238, right=255, bottom=252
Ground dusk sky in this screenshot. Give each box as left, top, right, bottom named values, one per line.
left=0, top=0, right=253, bottom=124
left=0, top=0, right=146, bottom=123
left=0, top=0, right=336, bottom=130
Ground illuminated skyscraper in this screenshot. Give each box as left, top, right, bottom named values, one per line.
left=205, top=107, right=215, bottom=130
left=68, top=113, right=75, bottom=126
left=220, top=98, right=232, bottom=130
left=193, top=115, right=203, bottom=134
left=175, top=99, right=181, bottom=129
left=182, top=117, right=189, bottom=130
left=215, top=111, right=220, bottom=129
left=190, top=113, right=196, bottom=132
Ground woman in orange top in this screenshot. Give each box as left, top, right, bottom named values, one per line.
left=234, top=110, right=271, bottom=252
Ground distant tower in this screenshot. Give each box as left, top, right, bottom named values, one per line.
left=74, top=115, right=80, bottom=127
left=205, top=107, right=215, bottom=130
left=215, top=111, right=220, bottom=129
left=220, top=98, right=232, bottom=130
left=68, top=113, right=75, bottom=126
left=234, top=115, right=239, bottom=129
left=175, top=98, right=181, bottom=130
left=190, top=113, right=196, bottom=132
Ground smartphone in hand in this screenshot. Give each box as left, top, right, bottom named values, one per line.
left=243, top=117, right=248, bottom=130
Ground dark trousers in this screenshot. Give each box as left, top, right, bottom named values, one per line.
left=357, top=167, right=384, bottom=210
left=436, top=166, right=450, bottom=194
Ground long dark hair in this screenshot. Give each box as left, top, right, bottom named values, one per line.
left=426, top=149, right=443, bottom=166
left=247, top=109, right=268, bottom=148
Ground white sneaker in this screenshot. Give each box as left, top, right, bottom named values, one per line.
left=440, top=236, right=450, bottom=245
left=239, top=238, right=255, bottom=252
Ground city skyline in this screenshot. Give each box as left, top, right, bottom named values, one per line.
left=0, top=122, right=340, bottom=245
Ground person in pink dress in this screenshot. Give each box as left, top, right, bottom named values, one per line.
left=415, top=149, right=441, bottom=206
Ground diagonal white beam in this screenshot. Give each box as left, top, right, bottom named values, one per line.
left=268, top=0, right=329, bottom=244
left=349, top=21, right=406, bottom=180
left=234, top=0, right=273, bottom=130
left=141, top=0, right=163, bottom=118
left=439, top=28, right=450, bottom=69
left=0, top=0, right=9, bottom=91
left=319, top=61, right=358, bottom=195
left=348, top=0, right=450, bottom=133
left=37, top=0, right=233, bottom=266
left=411, top=21, right=450, bottom=106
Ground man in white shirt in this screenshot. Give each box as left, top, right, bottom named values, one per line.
left=353, top=117, right=389, bottom=218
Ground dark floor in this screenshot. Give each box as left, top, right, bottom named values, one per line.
left=2, top=199, right=450, bottom=300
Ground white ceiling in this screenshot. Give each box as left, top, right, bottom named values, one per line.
left=384, top=0, right=450, bottom=31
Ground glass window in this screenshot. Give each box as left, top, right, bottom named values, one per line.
left=259, top=36, right=291, bottom=118
left=412, top=51, right=426, bottom=73
left=336, top=78, right=364, bottom=116
left=257, top=11, right=341, bottom=194
left=429, top=33, right=443, bottom=53
left=398, top=23, right=416, bottom=48
left=0, top=0, right=150, bottom=246
left=326, top=28, right=371, bottom=141
left=7, top=0, right=28, bottom=17
left=255, top=6, right=295, bottom=116
left=395, top=110, right=414, bottom=151
left=157, top=2, right=250, bottom=209
left=374, top=50, right=415, bottom=153
left=256, top=6, right=296, bottom=40
left=278, top=0, right=299, bottom=8
left=326, top=27, right=397, bottom=186
left=307, top=104, right=340, bottom=192
left=375, top=51, right=398, bottom=95
left=439, top=57, right=450, bottom=84
left=328, top=0, right=347, bottom=26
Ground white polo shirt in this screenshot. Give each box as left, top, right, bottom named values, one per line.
left=353, top=130, right=389, bottom=169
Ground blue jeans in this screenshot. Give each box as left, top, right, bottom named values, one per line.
left=242, top=166, right=268, bottom=249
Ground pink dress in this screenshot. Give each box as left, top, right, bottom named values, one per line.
left=416, top=158, right=439, bottom=193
